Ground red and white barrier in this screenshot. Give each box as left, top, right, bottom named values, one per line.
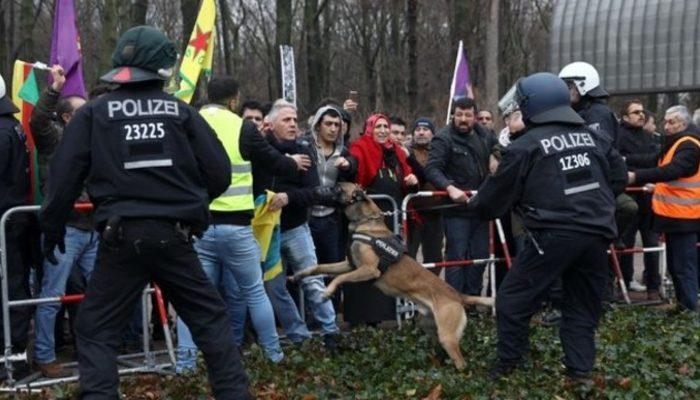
left=0, top=203, right=175, bottom=389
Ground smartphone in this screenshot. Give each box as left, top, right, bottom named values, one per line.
left=348, top=90, right=358, bottom=103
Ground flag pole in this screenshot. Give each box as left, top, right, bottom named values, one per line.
left=446, top=40, right=463, bottom=125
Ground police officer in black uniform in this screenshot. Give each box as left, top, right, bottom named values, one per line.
left=466, top=72, right=627, bottom=380
left=559, top=61, right=638, bottom=243
left=39, top=26, right=252, bottom=399
left=0, top=73, right=32, bottom=379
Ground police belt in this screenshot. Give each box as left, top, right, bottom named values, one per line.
left=350, top=233, right=406, bottom=274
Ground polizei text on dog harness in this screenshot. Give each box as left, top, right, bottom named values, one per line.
left=351, top=233, right=406, bottom=273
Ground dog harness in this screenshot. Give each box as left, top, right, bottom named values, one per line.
left=350, top=233, right=406, bottom=274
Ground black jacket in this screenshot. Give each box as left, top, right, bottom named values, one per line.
left=0, top=113, right=29, bottom=214
left=425, top=123, right=497, bottom=217
left=618, top=121, right=658, bottom=214
left=40, top=83, right=231, bottom=235
left=252, top=133, right=320, bottom=231
left=30, top=87, right=93, bottom=231
left=626, top=131, right=700, bottom=233
left=30, top=87, right=62, bottom=195
left=575, top=97, right=619, bottom=146
left=298, top=132, right=357, bottom=218
left=468, top=122, right=626, bottom=239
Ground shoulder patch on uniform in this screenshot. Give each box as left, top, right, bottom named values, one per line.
left=13, top=125, right=26, bottom=141
left=587, top=122, right=601, bottom=132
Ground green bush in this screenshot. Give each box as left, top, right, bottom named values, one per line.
left=5, top=307, right=699, bottom=399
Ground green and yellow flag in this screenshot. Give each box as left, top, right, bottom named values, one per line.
left=12, top=60, right=42, bottom=204
left=174, top=0, right=216, bottom=103
left=252, top=191, right=283, bottom=282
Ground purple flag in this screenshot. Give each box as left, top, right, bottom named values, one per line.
left=49, top=0, right=86, bottom=98
left=449, top=40, right=474, bottom=100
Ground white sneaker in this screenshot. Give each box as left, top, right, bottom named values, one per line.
left=629, top=281, right=647, bottom=292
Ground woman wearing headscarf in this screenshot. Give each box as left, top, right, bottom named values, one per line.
left=344, top=114, right=418, bottom=326
left=350, top=113, right=418, bottom=200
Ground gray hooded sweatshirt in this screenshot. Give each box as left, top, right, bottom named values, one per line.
left=302, top=105, right=356, bottom=217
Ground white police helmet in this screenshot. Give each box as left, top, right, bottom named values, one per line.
left=0, top=73, right=5, bottom=99
left=558, top=61, right=608, bottom=98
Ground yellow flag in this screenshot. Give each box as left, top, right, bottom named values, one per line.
left=175, top=0, right=216, bottom=103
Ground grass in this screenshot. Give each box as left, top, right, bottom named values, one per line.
left=3, top=306, right=699, bottom=399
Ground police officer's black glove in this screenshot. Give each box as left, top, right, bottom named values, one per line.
left=42, top=230, right=66, bottom=265
left=313, top=185, right=341, bottom=207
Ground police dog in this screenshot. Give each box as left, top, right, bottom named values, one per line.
left=293, top=182, right=493, bottom=370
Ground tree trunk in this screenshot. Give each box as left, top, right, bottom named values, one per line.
left=406, top=0, right=418, bottom=114
left=304, top=0, right=324, bottom=111
left=275, top=0, right=292, bottom=99
left=0, top=2, right=8, bottom=78
left=18, top=0, right=34, bottom=61
left=219, top=0, right=234, bottom=74
left=380, top=0, right=401, bottom=110
left=181, top=0, right=199, bottom=49
left=449, top=0, right=469, bottom=49
left=99, top=1, right=120, bottom=77
left=483, top=0, right=499, bottom=114
left=131, top=0, right=148, bottom=26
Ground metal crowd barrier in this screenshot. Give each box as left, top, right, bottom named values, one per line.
left=610, top=186, right=670, bottom=304
left=292, top=194, right=400, bottom=327
left=366, top=194, right=406, bottom=327
left=0, top=204, right=175, bottom=389
left=396, top=191, right=509, bottom=326
left=294, top=185, right=679, bottom=330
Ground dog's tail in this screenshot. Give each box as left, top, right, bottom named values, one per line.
left=461, top=295, right=495, bottom=307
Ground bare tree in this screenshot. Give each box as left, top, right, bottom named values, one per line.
left=131, top=0, right=148, bottom=25
left=181, top=0, right=199, bottom=49
left=303, top=0, right=328, bottom=110
left=406, top=0, right=418, bottom=114
left=483, top=0, right=499, bottom=114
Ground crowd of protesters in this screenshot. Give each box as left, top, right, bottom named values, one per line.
left=0, top=61, right=699, bottom=381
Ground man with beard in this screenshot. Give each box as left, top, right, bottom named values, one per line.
left=304, top=105, right=356, bottom=265
left=617, top=100, right=661, bottom=300
left=425, top=96, right=498, bottom=298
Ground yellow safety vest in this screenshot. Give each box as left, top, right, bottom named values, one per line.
left=199, top=105, right=254, bottom=212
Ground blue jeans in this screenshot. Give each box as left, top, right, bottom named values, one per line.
left=35, top=227, right=98, bottom=364
left=309, top=212, right=345, bottom=263
left=264, top=272, right=311, bottom=343
left=443, top=216, right=489, bottom=295
left=279, top=223, right=339, bottom=335
left=176, top=224, right=283, bottom=371
left=666, top=232, right=699, bottom=311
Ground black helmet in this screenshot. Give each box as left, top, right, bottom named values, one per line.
left=515, top=72, right=583, bottom=125
left=100, top=26, right=177, bottom=84
left=0, top=72, right=19, bottom=115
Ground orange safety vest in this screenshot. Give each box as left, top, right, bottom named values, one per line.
left=651, top=136, right=700, bottom=219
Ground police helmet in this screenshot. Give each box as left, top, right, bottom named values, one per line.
left=0, top=73, right=19, bottom=115
left=512, top=72, right=584, bottom=125
left=100, top=26, right=178, bottom=84
left=558, top=61, right=608, bottom=98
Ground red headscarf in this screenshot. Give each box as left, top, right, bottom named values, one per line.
left=349, top=114, right=412, bottom=188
